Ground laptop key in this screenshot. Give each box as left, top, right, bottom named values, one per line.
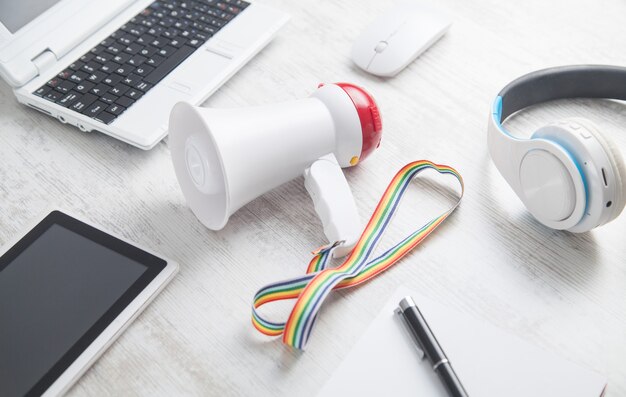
left=128, top=55, right=147, bottom=66
left=84, top=101, right=108, bottom=116
left=219, top=12, right=234, bottom=21
left=147, top=26, right=165, bottom=36
left=110, top=85, right=130, bottom=97
left=140, top=46, right=157, bottom=57
left=100, top=61, right=120, bottom=74
left=106, top=43, right=124, bottom=55
left=87, top=71, right=107, bottom=83
left=202, top=9, right=219, bottom=19
left=209, top=18, right=224, bottom=28
left=140, top=18, right=156, bottom=28
left=81, top=62, right=99, bottom=73
left=46, top=78, right=60, bottom=88
left=113, top=52, right=132, bottom=64
left=90, top=45, right=106, bottom=56
left=120, top=23, right=135, bottom=33
left=124, top=43, right=144, bottom=54
left=145, top=54, right=165, bottom=67
left=94, top=53, right=112, bottom=64
left=157, top=45, right=176, bottom=57
left=144, top=45, right=194, bottom=84
left=55, top=80, right=76, bottom=94
left=174, top=20, right=189, bottom=29
left=187, top=38, right=203, bottom=48
left=101, top=93, right=119, bottom=105
left=195, top=32, right=209, bottom=42
left=134, top=81, right=153, bottom=92
left=126, top=89, right=143, bottom=100
left=103, top=74, right=123, bottom=86
left=119, top=34, right=136, bottom=46
left=68, top=61, right=84, bottom=71
left=134, top=65, right=154, bottom=76
left=57, top=69, right=73, bottom=79
left=136, top=33, right=155, bottom=45
left=90, top=84, right=111, bottom=96
left=169, top=37, right=187, bottom=48
left=150, top=37, right=166, bottom=47
left=34, top=86, right=51, bottom=97
left=162, top=28, right=179, bottom=39
left=115, top=65, right=135, bottom=76
left=159, top=17, right=175, bottom=28
left=80, top=53, right=95, bottom=63
left=129, top=25, right=148, bottom=36
left=69, top=71, right=89, bottom=83
left=44, top=91, right=63, bottom=102
left=116, top=95, right=135, bottom=108
left=192, top=21, right=207, bottom=31
left=100, top=37, right=115, bottom=47
left=122, top=74, right=142, bottom=86
left=58, top=91, right=80, bottom=107
left=71, top=94, right=98, bottom=112
left=94, top=111, right=117, bottom=125
left=75, top=81, right=95, bottom=94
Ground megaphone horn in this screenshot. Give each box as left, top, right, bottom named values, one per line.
left=169, top=82, right=382, bottom=257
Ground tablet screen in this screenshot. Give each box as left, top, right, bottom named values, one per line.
left=0, top=212, right=166, bottom=397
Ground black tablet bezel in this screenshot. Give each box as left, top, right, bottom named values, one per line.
left=0, top=210, right=167, bottom=397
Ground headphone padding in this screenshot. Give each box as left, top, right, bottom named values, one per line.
left=566, top=118, right=626, bottom=218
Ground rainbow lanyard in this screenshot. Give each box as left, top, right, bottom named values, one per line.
left=252, top=160, right=464, bottom=350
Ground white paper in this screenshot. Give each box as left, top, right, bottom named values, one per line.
left=318, top=287, right=607, bottom=397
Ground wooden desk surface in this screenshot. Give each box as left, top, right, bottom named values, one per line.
left=1, top=0, right=625, bottom=395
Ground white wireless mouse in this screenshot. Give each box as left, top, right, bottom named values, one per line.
left=351, top=2, right=451, bottom=77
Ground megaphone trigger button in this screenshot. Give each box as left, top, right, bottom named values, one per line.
left=350, top=156, right=360, bottom=166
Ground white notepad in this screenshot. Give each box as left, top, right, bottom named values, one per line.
left=318, top=287, right=607, bottom=397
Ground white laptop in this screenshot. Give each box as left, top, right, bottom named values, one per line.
left=0, top=0, right=289, bottom=149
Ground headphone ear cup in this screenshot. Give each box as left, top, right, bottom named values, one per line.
left=518, top=125, right=587, bottom=229
left=563, top=118, right=626, bottom=220
left=529, top=118, right=624, bottom=232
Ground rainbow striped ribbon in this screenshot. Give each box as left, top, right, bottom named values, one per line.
left=252, top=160, right=464, bottom=349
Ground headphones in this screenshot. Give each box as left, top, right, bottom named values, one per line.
left=488, top=65, right=626, bottom=232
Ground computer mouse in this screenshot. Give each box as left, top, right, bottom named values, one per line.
left=351, top=2, right=451, bottom=77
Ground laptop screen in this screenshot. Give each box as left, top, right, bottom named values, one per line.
left=0, top=0, right=62, bottom=33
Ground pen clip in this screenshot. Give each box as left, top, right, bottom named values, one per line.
left=394, top=307, right=426, bottom=360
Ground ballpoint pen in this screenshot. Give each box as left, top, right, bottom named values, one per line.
left=396, top=296, right=469, bottom=397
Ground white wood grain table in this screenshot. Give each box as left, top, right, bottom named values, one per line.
left=2, top=0, right=626, bottom=395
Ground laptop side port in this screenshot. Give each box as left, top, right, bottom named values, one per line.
left=26, top=102, right=52, bottom=116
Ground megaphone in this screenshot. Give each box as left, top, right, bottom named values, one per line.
left=168, top=83, right=382, bottom=257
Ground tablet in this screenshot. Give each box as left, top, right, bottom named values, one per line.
left=0, top=210, right=178, bottom=397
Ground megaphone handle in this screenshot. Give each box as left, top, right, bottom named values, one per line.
left=304, top=154, right=361, bottom=258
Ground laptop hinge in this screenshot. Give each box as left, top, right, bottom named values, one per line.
left=31, top=49, right=58, bottom=76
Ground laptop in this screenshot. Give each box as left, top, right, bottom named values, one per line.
left=0, top=0, right=289, bottom=149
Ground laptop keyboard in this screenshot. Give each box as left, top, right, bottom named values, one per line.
left=32, top=0, right=249, bottom=125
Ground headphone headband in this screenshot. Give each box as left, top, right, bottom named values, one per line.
left=496, top=65, right=626, bottom=122
left=488, top=64, right=626, bottom=233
